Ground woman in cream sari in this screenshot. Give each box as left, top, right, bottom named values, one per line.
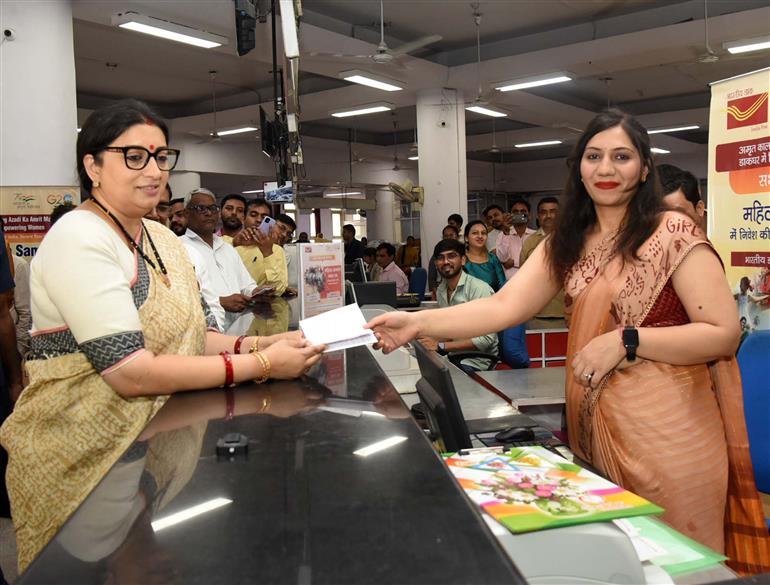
left=368, top=109, right=770, bottom=574
left=0, top=99, right=324, bottom=572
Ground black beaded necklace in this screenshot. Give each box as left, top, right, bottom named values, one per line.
left=90, top=197, right=171, bottom=288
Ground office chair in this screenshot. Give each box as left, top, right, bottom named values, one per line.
left=446, top=324, right=530, bottom=372
left=408, top=267, right=428, bottom=302
left=737, top=329, right=770, bottom=529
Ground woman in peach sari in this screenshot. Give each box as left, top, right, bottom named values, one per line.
left=368, top=109, right=770, bottom=574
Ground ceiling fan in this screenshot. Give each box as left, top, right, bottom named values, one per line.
left=306, top=0, right=442, bottom=69
left=197, top=70, right=223, bottom=144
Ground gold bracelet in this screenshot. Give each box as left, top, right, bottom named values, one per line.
left=253, top=350, right=271, bottom=383
left=257, top=390, right=272, bottom=413
left=249, top=336, right=261, bottom=353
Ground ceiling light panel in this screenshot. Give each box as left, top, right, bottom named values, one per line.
left=330, top=103, right=393, bottom=118
left=465, top=105, right=507, bottom=118
left=514, top=140, right=563, bottom=148
left=494, top=72, right=572, bottom=92
left=340, top=70, right=404, bottom=92
left=651, top=147, right=671, bottom=154
left=216, top=126, right=258, bottom=136
left=647, top=125, right=699, bottom=134
left=112, top=12, right=228, bottom=49
left=723, top=36, right=770, bottom=54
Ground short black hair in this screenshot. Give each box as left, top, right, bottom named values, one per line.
left=376, top=242, right=396, bottom=257
left=510, top=196, right=531, bottom=213
left=442, top=224, right=459, bottom=237
left=50, top=202, right=77, bottom=226
left=657, top=164, right=701, bottom=208
left=165, top=184, right=173, bottom=197
left=77, top=99, right=169, bottom=194
left=447, top=213, right=463, bottom=226
left=275, top=213, right=296, bottom=232
left=363, top=246, right=377, bottom=258
left=537, top=196, right=559, bottom=212
left=342, top=224, right=356, bottom=235
left=433, top=238, right=466, bottom=259
left=247, top=198, right=270, bottom=211
left=482, top=204, right=504, bottom=217
left=169, top=197, right=184, bottom=207
left=221, top=193, right=247, bottom=209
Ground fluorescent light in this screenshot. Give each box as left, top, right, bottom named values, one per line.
left=216, top=126, right=258, bottom=136
left=514, top=140, right=563, bottom=148
left=151, top=498, right=232, bottom=531
left=77, top=128, right=81, bottom=133
left=331, top=103, right=393, bottom=118
left=340, top=69, right=404, bottom=92
left=353, top=436, right=407, bottom=457
left=242, top=189, right=264, bottom=194
left=651, top=147, right=670, bottom=154
left=112, top=12, right=228, bottom=49
left=724, top=36, right=770, bottom=54
left=648, top=125, right=699, bottom=134
left=494, top=72, right=572, bottom=92
left=279, top=0, right=299, bottom=58
left=408, top=155, right=419, bottom=161
left=465, top=105, right=507, bottom=118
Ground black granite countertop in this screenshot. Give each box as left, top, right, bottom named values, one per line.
left=17, top=346, right=526, bottom=585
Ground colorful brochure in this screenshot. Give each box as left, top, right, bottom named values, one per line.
left=445, top=447, right=663, bottom=534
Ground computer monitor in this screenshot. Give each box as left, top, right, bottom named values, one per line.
left=413, top=341, right=472, bottom=452
left=351, top=281, right=397, bottom=308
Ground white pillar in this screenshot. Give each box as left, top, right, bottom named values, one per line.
left=367, top=188, right=396, bottom=243
left=169, top=172, right=201, bottom=199
left=416, top=88, right=468, bottom=268
left=0, top=1, right=77, bottom=186
left=319, top=208, right=332, bottom=238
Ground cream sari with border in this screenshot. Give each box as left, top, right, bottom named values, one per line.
left=564, top=212, right=770, bottom=574
left=0, top=220, right=207, bottom=572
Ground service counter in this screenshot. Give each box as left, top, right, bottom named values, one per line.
left=16, top=344, right=526, bottom=585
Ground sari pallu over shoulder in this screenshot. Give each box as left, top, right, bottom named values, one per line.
left=563, top=212, right=770, bottom=574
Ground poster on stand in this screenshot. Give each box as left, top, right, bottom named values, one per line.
left=298, top=241, right=344, bottom=319
left=708, top=68, right=770, bottom=342
left=0, top=186, right=80, bottom=258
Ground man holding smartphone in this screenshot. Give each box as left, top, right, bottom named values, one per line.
left=230, top=199, right=288, bottom=296
left=495, top=197, right=535, bottom=280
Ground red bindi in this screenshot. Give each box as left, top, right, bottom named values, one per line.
left=149, top=144, right=155, bottom=151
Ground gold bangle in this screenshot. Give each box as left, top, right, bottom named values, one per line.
left=253, top=350, right=271, bottom=383
left=250, top=336, right=261, bottom=353
left=257, top=390, right=272, bottom=413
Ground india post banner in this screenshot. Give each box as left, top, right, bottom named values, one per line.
left=0, top=186, right=79, bottom=258
left=708, top=68, right=770, bottom=338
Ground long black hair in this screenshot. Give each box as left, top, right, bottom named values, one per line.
left=76, top=98, right=169, bottom=195
left=546, top=108, right=665, bottom=282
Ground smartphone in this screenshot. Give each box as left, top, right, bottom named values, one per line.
left=259, top=216, right=275, bottom=235
left=250, top=285, right=276, bottom=298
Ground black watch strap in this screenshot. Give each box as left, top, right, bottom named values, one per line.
left=622, top=326, right=639, bottom=361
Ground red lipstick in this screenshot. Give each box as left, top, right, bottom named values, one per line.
left=594, top=182, right=620, bottom=190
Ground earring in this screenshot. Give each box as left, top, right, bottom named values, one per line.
left=93, top=180, right=100, bottom=188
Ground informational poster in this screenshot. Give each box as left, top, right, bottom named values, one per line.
left=708, top=68, right=770, bottom=339
left=298, top=241, right=344, bottom=319
left=0, top=186, right=79, bottom=258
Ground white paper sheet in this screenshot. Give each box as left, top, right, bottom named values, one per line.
left=299, top=303, right=378, bottom=353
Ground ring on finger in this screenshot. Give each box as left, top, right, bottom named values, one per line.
left=583, top=372, right=594, bottom=382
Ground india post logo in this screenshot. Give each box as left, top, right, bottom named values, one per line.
left=727, top=92, right=768, bottom=129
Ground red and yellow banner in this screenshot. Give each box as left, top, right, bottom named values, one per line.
left=709, top=69, right=770, bottom=335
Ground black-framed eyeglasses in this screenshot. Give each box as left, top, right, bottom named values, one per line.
left=188, top=204, right=220, bottom=215
left=102, top=146, right=180, bottom=171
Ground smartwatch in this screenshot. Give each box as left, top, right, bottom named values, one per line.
left=622, top=326, right=639, bottom=362
left=437, top=341, right=447, bottom=355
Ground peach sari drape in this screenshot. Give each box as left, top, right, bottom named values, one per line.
left=564, top=212, right=770, bottom=574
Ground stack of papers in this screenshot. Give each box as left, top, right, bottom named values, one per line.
left=300, top=304, right=378, bottom=353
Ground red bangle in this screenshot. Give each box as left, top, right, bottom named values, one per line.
left=224, top=388, right=235, bottom=420
left=220, top=351, right=235, bottom=387
left=233, top=335, right=246, bottom=354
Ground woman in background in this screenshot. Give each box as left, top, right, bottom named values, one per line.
left=463, top=220, right=506, bottom=292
